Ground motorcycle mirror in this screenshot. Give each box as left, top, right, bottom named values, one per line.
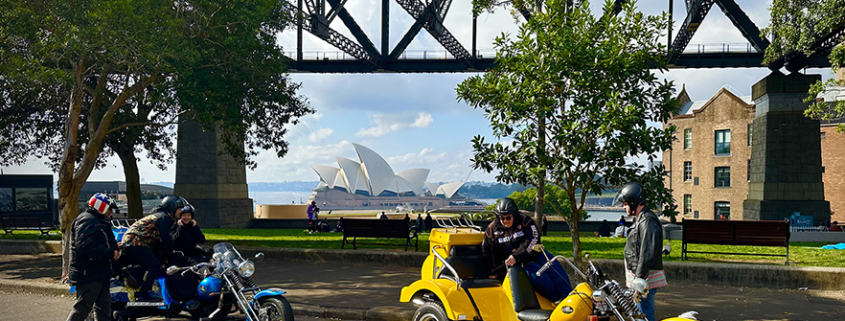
left=166, top=265, right=180, bottom=275
left=254, top=252, right=265, bottom=262
left=531, top=244, right=545, bottom=252
left=584, top=253, right=591, bottom=260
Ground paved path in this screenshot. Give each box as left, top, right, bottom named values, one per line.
left=2, top=254, right=845, bottom=320
left=0, top=292, right=349, bottom=321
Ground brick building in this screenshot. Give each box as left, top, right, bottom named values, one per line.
left=664, top=74, right=845, bottom=223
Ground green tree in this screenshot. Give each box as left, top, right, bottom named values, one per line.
left=763, top=0, right=845, bottom=132
left=0, top=0, right=311, bottom=280
left=507, top=185, right=588, bottom=220
left=457, top=0, right=678, bottom=265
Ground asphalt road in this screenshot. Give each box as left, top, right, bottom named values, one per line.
left=0, top=292, right=345, bottom=321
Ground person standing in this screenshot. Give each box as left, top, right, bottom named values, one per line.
left=306, top=201, right=319, bottom=234
left=66, top=193, right=119, bottom=321
left=424, top=212, right=433, bottom=232
left=416, top=214, right=423, bottom=231
left=614, top=182, right=666, bottom=321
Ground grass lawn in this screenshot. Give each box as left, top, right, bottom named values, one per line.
left=203, top=229, right=845, bottom=268
left=6, top=229, right=844, bottom=268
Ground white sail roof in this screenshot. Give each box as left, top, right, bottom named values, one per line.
left=354, top=143, right=396, bottom=196
left=436, top=181, right=465, bottom=199
left=397, top=169, right=429, bottom=196
left=425, top=182, right=441, bottom=196
left=311, top=165, right=340, bottom=189
left=336, top=157, right=370, bottom=195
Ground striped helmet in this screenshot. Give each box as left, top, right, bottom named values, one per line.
left=88, top=193, right=119, bottom=215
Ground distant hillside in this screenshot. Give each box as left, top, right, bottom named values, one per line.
left=457, top=183, right=529, bottom=199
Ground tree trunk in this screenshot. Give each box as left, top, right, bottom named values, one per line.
left=58, top=169, right=81, bottom=283
left=116, top=146, right=144, bottom=219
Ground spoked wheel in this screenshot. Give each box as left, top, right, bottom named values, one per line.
left=258, top=297, right=295, bottom=321
left=413, top=301, right=449, bottom=321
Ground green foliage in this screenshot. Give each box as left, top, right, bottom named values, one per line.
left=0, top=0, right=312, bottom=170
left=506, top=185, right=588, bottom=220
left=457, top=0, right=678, bottom=223
left=764, top=0, right=845, bottom=133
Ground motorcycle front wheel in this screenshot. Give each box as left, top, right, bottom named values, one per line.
left=258, top=297, right=295, bottom=321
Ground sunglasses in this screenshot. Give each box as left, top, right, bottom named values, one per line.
left=500, top=215, right=513, bottom=221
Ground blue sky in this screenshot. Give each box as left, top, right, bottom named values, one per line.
left=2, top=0, right=838, bottom=184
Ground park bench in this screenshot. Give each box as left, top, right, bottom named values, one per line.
left=341, top=219, right=419, bottom=251
left=682, top=219, right=790, bottom=264
left=1, top=216, right=57, bottom=239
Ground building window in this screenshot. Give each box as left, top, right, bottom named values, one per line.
left=715, top=130, right=731, bottom=155
left=747, top=159, right=751, bottom=182
left=684, top=195, right=692, bottom=216
left=715, top=202, right=730, bottom=220
left=821, top=132, right=826, bottom=139
left=0, top=188, right=12, bottom=213
left=747, top=124, right=753, bottom=146
left=715, top=167, right=731, bottom=187
left=14, top=188, right=49, bottom=212
left=684, top=129, right=692, bottom=150
left=684, top=161, right=692, bottom=182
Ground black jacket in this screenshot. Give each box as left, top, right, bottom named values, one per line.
left=482, top=213, right=540, bottom=275
left=171, top=221, right=206, bottom=253
left=69, top=208, right=118, bottom=284
left=624, top=208, right=664, bottom=279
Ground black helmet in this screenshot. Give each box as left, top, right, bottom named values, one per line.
left=160, top=195, right=187, bottom=216
left=179, top=205, right=195, bottom=218
left=613, top=182, right=646, bottom=208
left=494, top=197, right=519, bottom=216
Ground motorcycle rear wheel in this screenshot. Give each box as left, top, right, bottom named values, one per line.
left=258, top=297, right=295, bottom=321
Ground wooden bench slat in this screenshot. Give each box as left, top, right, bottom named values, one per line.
left=341, top=219, right=418, bottom=251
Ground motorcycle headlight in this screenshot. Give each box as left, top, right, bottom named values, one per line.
left=238, top=259, right=255, bottom=278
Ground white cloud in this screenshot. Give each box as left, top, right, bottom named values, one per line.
left=308, top=128, right=334, bottom=142
left=356, top=112, right=434, bottom=137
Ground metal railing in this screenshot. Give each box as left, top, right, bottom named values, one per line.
left=284, top=43, right=758, bottom=61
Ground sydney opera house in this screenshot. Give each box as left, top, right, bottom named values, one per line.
left=309, top=144, right=482, bottom=211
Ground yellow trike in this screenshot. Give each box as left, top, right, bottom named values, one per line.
left=400, top=219, right=698, bottom=321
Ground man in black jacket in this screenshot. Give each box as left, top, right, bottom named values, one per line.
left=171, top=205, right=207, bottom=263
left=117, top=195, right=184, bottom=301
left=66, top=193, right=119, bottom=321
left=615, top=182, right=666, bottom=321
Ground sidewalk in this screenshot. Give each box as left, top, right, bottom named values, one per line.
left=2, top=252, right=845, bottom=320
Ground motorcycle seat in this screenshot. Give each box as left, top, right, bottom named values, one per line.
left=509, top=265, right=552, bottom=320
left=517, top=309, right=553, bottom=321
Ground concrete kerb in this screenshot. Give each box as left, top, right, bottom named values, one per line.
left=4, top=239, right=845, bottom=291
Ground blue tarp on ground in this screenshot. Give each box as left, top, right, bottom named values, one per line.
left=821, top=243, right=845, bottom=250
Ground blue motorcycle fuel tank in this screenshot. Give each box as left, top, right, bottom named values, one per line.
left=197, top=276, right=223, bottom=301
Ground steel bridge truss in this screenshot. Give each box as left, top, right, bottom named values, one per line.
left=285, top=0, right=836, bottom=73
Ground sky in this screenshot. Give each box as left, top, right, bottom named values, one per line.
left=1, top=0, right=839, bottom=185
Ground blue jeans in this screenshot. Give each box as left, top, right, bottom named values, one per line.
left=637, top=288, right=658, bottom=321
left=524, top=250, right=573, bottom=302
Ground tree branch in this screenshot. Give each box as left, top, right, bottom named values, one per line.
left=106, top=110, right=186, bottom=135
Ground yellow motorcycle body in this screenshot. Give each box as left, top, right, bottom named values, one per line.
left=401, top=227, right=696, bottom=321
